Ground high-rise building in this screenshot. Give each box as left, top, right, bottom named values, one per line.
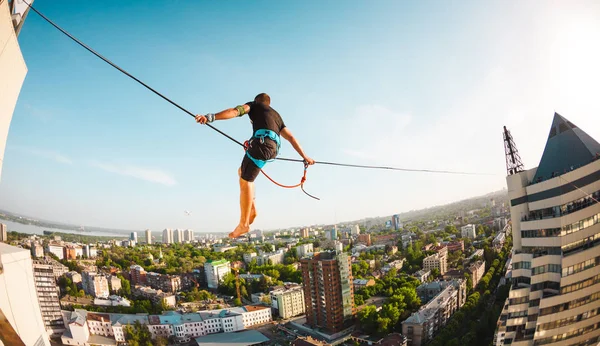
left=0, top=243, right=51, bottom=346
left=204, top=259, right=231, bottom=289
left=174, top=229, right=184, bottom=243
left=300, top=251, right=355, bottom=334
left=495, top=113, right=600, bottom=345
left=300, top=228, right=310, bottom=238
left=32, top=260, right=65, bottom=336
left=145, top=229, right=152, bottom=244
left=392, top=214, right=402, bottom=230
left=162, top=229, right=173, bottom=244
left=184, top=229, right=194, bottom=242
left=129, top=265, right=147, bottom=285
left=350, top=224, right=361, bottom=236
left=130, top=231, right=138, bottom=242
left=0, top=223, right=7, bottom=242
left=325, top=228, right=337, bottom=241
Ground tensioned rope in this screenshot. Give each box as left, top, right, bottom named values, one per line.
left=22, top=1, right=494, bottom=200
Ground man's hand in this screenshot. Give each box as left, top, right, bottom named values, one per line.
left=195, top=115, right=208, bottom=124
left=304, top=157, right=315, bottom=165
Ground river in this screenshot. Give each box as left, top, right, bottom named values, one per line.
left=1, top=220, right=127, bottom=238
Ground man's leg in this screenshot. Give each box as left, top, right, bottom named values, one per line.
left=230, top=159, right=260, bottom=238
left=250, top=198, right=257, bottom=225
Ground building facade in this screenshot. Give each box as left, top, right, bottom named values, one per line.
left=145, top=229, right=152, bottom=244
left=403, top=280, right=466, bottom=346
left=495, top=113, right=600, bottom=345
left=423, top=252, right=448, bottom=275
left=466, top=260, right=485, bottom=289
left=162, top=228, right=173, bottom=244
left=129, top=264, right=147, bottom=285
left=270, top=284, right=305, bottom=319
left=81, top=271, right=109, bottom=298
left=0, top=243, right=50, bottom=346
left=32, top=260, right=65, bottom=336
left=0, top=223, right=7, bottom=242
left=204, top=259, right=231, bottom=289
left=300, top=251, right=355, bottom=334
left=461, top=224, right=476, bottom=239
left=146, top=272, right=181, bottom=293
left=61, top=306, right=271, bottom=345
left=296, top=243, right=314, bottom=258
left=357, top=234, right=372, bottom=246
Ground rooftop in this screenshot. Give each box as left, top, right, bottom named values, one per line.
left=206, top=259, right=230, bottom=266
left=404, top=284, right=458, bottom=325
left=532, top=113, right=600, bottom=183
left=195, top=329, right=269, bottom=346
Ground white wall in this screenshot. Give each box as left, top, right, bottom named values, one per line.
left=0, top=244, right=50, bottom=346
left=0, top=0, right=28, bottom=182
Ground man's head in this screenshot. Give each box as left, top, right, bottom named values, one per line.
left=254, top=93, right=271, bottom=106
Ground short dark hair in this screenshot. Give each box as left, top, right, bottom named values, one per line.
left=254, top=93, right=271, bottom=106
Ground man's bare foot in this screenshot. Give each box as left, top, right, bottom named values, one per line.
left=249, top=206, right=257, bottom=225
left=228, top=224, right=250, bottom=239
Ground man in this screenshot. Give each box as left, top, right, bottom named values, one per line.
left=196, top=93, right=315, bottom=238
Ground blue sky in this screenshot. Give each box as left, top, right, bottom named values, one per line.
left=2, top=0, right=600, bottom=232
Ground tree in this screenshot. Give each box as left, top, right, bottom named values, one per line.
left=358, top=305, right=378, bottom=334
left=233, top=298, right=242, bottom=306
left=430, top=268, right=440, bottom=278
left=124, top=320, right=153, bottom=345
left=376, top=317, right=391, bottom=334
left=119, top=276, right=131, bottom=297
left=354, top=294, right=365, bottom=306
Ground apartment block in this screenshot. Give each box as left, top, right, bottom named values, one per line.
left=296, top=243, right=314, bottom=258
left=256, top=249, right=285, bottom=266
left=61, top=306, right=271, bottom=345
left=204, top=259, right=231, bottom=289
left=129, top=264, right=147, bottom=285
left=81, top=271, right=109, bottom=298
left=403, top=280, right=466, bottom=346
left=423, top=252, right=448, bottom=275
left=33, top=260, right=65, bottom=336
left=461, top=224, right=476, bottom=239
left=162, top=228, right=173, bottom=244
left=466, top=260, right=485, bottom=289
left=46, top=243, right=64, bottom=260
left=146, top=272, right=181, bottom=293
left=270, top=284, right=305, bottom=319
left=145, top=229, right=152, bottom=244
left=494, top=113, right=600, bottom=345
left=300, top=251, right=355, bottom=334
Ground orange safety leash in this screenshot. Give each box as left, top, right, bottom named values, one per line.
left=245, top=141, right=320, bottom=200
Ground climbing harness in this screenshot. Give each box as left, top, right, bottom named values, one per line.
left=244, top=129, right=281, bottom=169
left=22, top=0, right=495, bottom=201
left=243, top=132, right=319, bottom=200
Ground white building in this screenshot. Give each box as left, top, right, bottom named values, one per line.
left=494, top=114, right=600, bottom=345
left=61, top=306, right=271, bottom=345
left=145, top=229, right=152, bottom=244
left=33, top=260, right=65, bottom=336
left=256, top=249, right=285, bottom=266
left=31, top=243, right=44, bottom=258
left=46, top=243, right=64, bottom=260
left=460, top=224, right=476, bottom=239
left=174, top=229, right=184, bottom=243
left=162, top=229, right=173, bottom=244
left=350, top=224, right=361, bottom=236
left=243, top=252, right=257, bottom=263
left=185, top=229, right=194, bottom=242
left=81, top=271, right=109, bottom=298
left=270, top=285, right=305, bottom=319
left=296, top=243, right=314, bottom=258
left=0, top=223, right=6, bottom=242
left=204, top=259, right=231, bottom=289
left=423, top=252, right=447, bottom=275
left=0, top=243, right=50, bottom=346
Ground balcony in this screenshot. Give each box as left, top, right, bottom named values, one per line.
left=522, top=191, right=600, bottom=222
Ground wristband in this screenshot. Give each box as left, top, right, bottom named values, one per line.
left=205, top=113, right=215, bottom=123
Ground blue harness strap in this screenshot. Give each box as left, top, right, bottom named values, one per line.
left=245, top=129, right=281, bottom=169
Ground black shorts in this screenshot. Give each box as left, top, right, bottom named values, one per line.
left=240, top=138, right=278, bottom=182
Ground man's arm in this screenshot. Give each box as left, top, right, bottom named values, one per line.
left=280, top=127, right=315, bottom=165
left=196, top=104, right=251, bottom=124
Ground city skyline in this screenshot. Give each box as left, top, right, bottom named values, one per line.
left=1, top=1, right=599, bottom=232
